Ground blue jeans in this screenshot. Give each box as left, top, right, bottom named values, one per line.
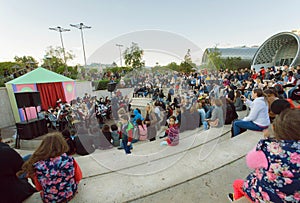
left=288, top=86, right=297, bottom=98
left=122, top=139, right=131, bottom=154
left=233, top=120, right=267, bottom=137
left=205, top=106, right=214, bottom=119
left=244, top=91, right=252, bottom=99
left=198, top=109, right=206, bottom=124
left=18, top=154, right=32, bottom=179
left=203, top=121, right=209, bottom=130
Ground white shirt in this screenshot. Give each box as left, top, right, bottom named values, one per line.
left=243, top=97, right=270, bottom=127
left=154, top=106, right=161, bottom=118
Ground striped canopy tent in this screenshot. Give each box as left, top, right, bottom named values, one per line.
left=5, top=67, right=75, bottom=123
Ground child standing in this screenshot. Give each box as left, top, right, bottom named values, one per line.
left=161, top=116, right=180, bottom=146
left=136, top=118, right=148, bottom=141
left=119, top=114, right=134, bottom=154
left=111, top=124, right=120, bottom=147
left=18, top=132, right=82, bottom=203
left=228, top=108, right=300, bottom=202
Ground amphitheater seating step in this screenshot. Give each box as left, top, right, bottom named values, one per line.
left=23, top=127, right=262, bottom=203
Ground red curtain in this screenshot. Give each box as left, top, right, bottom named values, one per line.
left=37, top=82, right=66, bottom=110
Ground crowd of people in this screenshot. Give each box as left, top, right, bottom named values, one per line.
left=1, top=64, right=300, bottom=202
left=35, top=65, right=300, bottom=156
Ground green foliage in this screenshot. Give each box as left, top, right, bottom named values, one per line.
left=207, top=47, right=223, bottom=70
left=184, top=49, right=192, bottom=64
left=163, top=62, right=180, bottom=71
left=41, top=46, right=78, bottom=78
left=179, top=61, right=194, bottom=73
left=179, top=49, right=196, bottom=73
left=44, top=46, right=74, bottom=64
left=89, top=68, right=98, bottom=74
left=221, top=57, right=242, bottom=70
left=124, top=42, right=145, bottom=69
left=105, top=66, right=133, bottom=75
left=14, top=56, right=38, bottom=68
left=0, top=58, right=37, bottom=86
left=0, top=62, right=19, bottom=76
left=93, top=79, right=120, bottom=90
left=205, top=47, right=242, bottom=70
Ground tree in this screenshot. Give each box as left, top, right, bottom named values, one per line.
left=0, top=62, right=19, bottom=76
left=14, top=56, right=38, bottom=69
left=124, top=42, right=145, bottom=69
left=184, top=49, right=192, bottom=64
left=207, top=46, right=223, bottom=70
left=222, top=57, right=242, bottom=70
left=42, top=46, right=75, bottom=73
left=179, top=49, right=196, bottom=73
left=164, top=62, right=180, bottom=71
left=41, top=46, right=78, bottom=78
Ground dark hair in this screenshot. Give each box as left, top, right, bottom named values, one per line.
left=111, top=124, right=118, bottom=131
left=235, top=90, right=242, bottom=98
left=264, top=89, right=278, bottom=97
left=136, top=118, right=145, bottom=130
left=102, top=124, right=110, bottom=133
left=136, top=118, right=143, bottom=126
left=169, top=116, right=176, bottom=121
left=273, top=108, right=300, bottom=140
left=253, top=88, right=266, bottom=98
left=154, top=101, right=160, bottom=106
left=61, top=129, right=71, bottom=139
left=136, top=108, right=141, bottom=114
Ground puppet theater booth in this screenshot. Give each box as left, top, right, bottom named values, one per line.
left=5, top=67, right=75, bottom=143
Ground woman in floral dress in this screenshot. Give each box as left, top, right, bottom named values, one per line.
left=18, top=132, right=82, bottom=203
left=229, top=108, right=300, bottom=202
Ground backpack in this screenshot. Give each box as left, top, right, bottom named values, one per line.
left=138, top=125, right=147, bottom=136
left=127, top=121, right=139, bottom=140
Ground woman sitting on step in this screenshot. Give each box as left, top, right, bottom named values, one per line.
left=232, top=88, right=270, bottom=137
left=17, top=132, right=82, bottom=203
left=228, top=108, right=300, bottom=202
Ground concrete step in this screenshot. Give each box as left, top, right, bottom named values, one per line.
left=77, top=130, right=262, bottom=202
left=22, top=110, right=252, bottom=203
left=23, top=128, right=261, bottom=203
left=131, top=98, right=152, bottom=106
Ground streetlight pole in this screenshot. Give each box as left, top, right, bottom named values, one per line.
left=70, top=23, right=91, bottom=68
left=49, top=26, right=70, bottom=66
left=116, top=44, right=123, bottom=67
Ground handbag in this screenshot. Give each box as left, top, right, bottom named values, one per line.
left=208, top=119, right=219, bottom=127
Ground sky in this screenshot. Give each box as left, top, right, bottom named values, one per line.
left=0, top=0, right=300, bottom=66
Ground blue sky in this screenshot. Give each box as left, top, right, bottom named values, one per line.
left=0, top=0, right=300, bottom=66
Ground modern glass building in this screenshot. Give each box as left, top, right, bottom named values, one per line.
left=251, top=31, right=300, bottom=70
left=202, top=47, right=259, bottom=69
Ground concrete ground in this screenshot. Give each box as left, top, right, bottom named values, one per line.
left=131, top=157, right=251, bottom=203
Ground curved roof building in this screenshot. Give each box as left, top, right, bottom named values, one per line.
left=202, top=47, right=259, bottom=69
left=251, top=32, right=300, bottom=70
